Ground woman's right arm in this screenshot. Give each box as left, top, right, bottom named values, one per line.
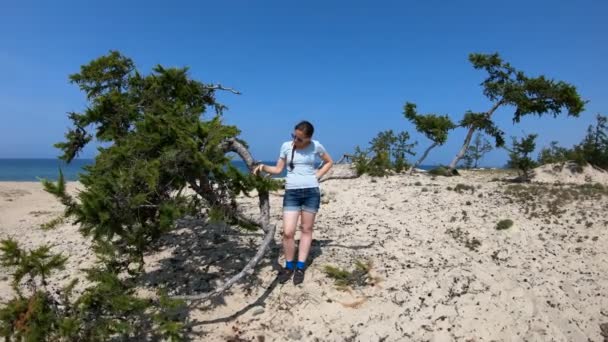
left=254, top=158, right=286, bottom=175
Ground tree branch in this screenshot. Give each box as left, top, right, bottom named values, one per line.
left=175, top=138, right=272, bottom=302
left=203, top=84, right=242, bottom=95
left=174, top=223, right=276, bottom=301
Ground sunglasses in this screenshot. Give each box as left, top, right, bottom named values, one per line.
left=291, top=133, right=308, bottom=143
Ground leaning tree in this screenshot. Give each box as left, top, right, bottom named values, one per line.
left=48, top=51, right=281, bottom=302
left=462, top=132, right=493, bottom=169
left=447, top=53, right=585, bottom=171
left=403, top=102, right=455, bottom=174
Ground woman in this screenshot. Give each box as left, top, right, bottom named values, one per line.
left=253, top=121, right=333, bottom=285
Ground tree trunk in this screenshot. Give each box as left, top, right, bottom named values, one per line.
left=448, top=126, right=476, bottom=171
left=448, top=101, right=502, bottom=171
left=409, top=142, right=438, bottom=175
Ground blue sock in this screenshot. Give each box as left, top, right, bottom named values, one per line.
left=285, top=260, right=295, bottom=270
left=296, top=261, right=306, bottom=270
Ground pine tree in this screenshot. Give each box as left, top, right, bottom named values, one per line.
left=403, top=102, right=455, bottom=174
left=1, top=51, right=279, bottom=340
left=448, top=53, right=585, bottom=171
left=462, top=132, right=493, bottom=168
left=506, top=134, right=538, bottom=181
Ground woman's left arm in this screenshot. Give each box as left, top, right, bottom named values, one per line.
left=316, top=152, right=333, bottom=180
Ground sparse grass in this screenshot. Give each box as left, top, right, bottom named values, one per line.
left=453, top=183, right=475, bottom=194
left=323, top=260, right=380, bottom=290
left=40, top=216, right=65, bottom=230
left=446, top=227, right=481, bottom=252
left=496, top=219, right=514, bottom=230
left=428, top=166, right=459, bottom=177
left=503, top=183, right=608, bottom=220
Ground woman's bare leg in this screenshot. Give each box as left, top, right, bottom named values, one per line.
left=297, top=211, right=316, bottom=264
left=282, top=211, right=300, bottom=263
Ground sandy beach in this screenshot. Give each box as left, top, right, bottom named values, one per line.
left=1, top=166, right=607, bottom=341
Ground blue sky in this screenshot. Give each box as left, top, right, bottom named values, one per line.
left=1, top=0, right=606, bottom=166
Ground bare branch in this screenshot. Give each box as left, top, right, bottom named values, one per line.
left=174, top=223, right=276, bottom=301
left=175, top=137, right=273, bottom=302
left=335, top=154, right=353, bottom=164
left=203, top=84, right=242, bottom=95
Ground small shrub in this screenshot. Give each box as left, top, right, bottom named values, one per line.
left=453, top=183, right=475, bottom=193
left=496, top=219, right=514, bottom=230
left=446, top=228, right=481, bottom=252
left=429, top=166, right=459, bottom=177
left=323, top=260, right=379, bottom=290
left=505, top=134, right=538, bottom=181
left=40, top=216, right=65, bottom=230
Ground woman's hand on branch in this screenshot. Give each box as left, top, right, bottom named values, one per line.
left=253, top=164, right=264, bottom=175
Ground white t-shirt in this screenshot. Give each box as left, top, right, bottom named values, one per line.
left=279, top=140, right=327, bottom=189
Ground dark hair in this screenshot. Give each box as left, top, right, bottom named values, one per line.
left=289, top=121, right=315, bottom=170
left=295, top=120, right=314, bottom=137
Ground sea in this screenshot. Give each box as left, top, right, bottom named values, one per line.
left=0, top=159, right=437, bottom=181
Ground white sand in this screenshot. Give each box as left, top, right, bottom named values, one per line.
left=1, top=169, right=607, bottom=341
left=531, top=162, right=608, bottom=185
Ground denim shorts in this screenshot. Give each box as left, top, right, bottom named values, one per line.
left=283, top=187, right=321, bottom=213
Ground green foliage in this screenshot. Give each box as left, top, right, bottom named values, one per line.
left=404, top=102, right=455, bottom=144
left=404, top=102, right=455, bottom=169
left=428, top=166, right=459, bottom=177
left=496, top=219, right=514, bottom=230
left=506, top=134, right=538, bottom=181
left=452, top=183, right=475, bottom=194
left=153, top=292, right=187, bottom=342
left=353, top=130, right=416, bottom=176
left=323, top=260, right=375, bottom=290
left=0, top=240, right=187, bottom=341
left=536, top=114, right=608, bottom=171
left=0, top=239, right=68, bottom=291
left=46, top=50, right=276, bottom=266
left=352, top=146, right=371, bottom=176
left=503, top=183, right=607, bottom=220
left=40, top=216, right=66, bottom=230
left=392, top=131, right=416, bottom=173
left=449, top=53, right=584, bottom=170
left=573, top=114, right=608, bottom=170
left=446, top=227, right=481, bottom=252
left=468, top=53, right=585, bottom=122
left=0, top=50, right=286, bottom=340
left=462, top=133, right=493, bottom=168
left=459, top=111, right=506, bottom=147
left=537, top=141, right=575, bottom=165
left=0, top=291, right=58, bottom=341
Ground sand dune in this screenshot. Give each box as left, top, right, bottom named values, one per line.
left=1, top=167, right=607, bottom=341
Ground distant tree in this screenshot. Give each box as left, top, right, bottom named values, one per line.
left=448, top=53, right=585, bottom=171
left=392, top=131, right=417, bottom=173
left=537, top=141, right=571, bottom=165
left=462, top=132, right=493, bottom=168
left=574, top=114, right=608, bottom=169
left=353, top=130, right=416, bottom=176
left=506, top=134, right=538, bottom=181
left=537, top=114, right=608, bottom=170
left=403, top=102, right=455, bottom=174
